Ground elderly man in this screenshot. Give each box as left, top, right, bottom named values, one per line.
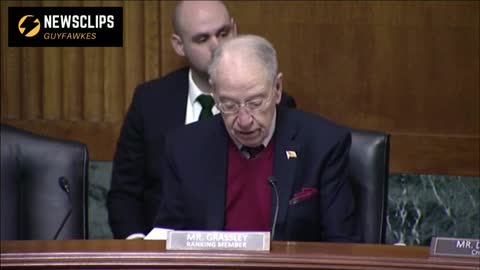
left=154, top=35, right=358, bottom=242
left=108, top=1, right=296, bottom=240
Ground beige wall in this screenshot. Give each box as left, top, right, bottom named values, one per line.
left=1, top=1, right=479, bottom=176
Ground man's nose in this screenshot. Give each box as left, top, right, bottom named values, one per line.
left=236, top=107, right=253, bottom=127
left=209, top=37, right=219, bottom=51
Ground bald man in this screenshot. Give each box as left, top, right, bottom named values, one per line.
left=107, top=1, right=297, bottom=239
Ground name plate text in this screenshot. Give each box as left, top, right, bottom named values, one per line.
left=430, top=237, right=480, bottom=257
left=166, top=230, right=270, bottom=251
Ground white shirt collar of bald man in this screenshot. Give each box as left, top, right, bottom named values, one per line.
left=185, top=69, right=219, bottom=125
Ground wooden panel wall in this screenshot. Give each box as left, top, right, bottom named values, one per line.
left=1, top=0, right=162, bottom=160
left=1, top=1, right=478, bottom=176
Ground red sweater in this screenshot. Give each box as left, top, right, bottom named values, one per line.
left=224, top=140, right=274, bottom=231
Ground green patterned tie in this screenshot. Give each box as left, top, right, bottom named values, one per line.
left=197, top=94, right=215, bottom=120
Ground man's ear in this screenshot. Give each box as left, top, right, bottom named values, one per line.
left=274, top=73, right=283, bottom=104
left=171, top=33, right=185, bottom=56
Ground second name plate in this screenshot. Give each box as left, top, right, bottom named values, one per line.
left=166, top=230, right=271, bottom=251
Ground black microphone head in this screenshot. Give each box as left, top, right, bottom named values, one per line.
left=267, top=176, right=277, bottom=186
left=58, top=176, right=70, bottom=193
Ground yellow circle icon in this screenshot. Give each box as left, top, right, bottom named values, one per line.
left=18, top=15, right=41, bottom=37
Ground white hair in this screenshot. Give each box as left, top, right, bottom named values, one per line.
left=208, top=34, right=278, bottom=85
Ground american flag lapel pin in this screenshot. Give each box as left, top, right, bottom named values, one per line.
left=286, top=150, right=297, bottom=159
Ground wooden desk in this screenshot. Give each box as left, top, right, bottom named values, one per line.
left=1, top=240, right=478, bottom=269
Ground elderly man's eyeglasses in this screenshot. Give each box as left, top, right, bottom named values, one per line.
left=215, top=89, right=274, bottom=114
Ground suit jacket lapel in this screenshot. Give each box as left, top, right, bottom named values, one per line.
left=200, top=117, right=229, bottom=229
left=272, top=107, right=298, bottom=238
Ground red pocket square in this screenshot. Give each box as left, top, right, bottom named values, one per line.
left=289, top=187, right=319, bottom=205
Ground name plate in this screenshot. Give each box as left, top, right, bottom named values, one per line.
left=166, top=230, right=270, bottom=251
left=430, top=237, right=480, bottom=257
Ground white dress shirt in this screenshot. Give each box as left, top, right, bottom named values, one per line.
left=185, top=70, right=219, bottom=124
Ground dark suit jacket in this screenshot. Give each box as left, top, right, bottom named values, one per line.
left=107, top=67, right=296, bottom=239
left=154, top=107, right=358, bottom=242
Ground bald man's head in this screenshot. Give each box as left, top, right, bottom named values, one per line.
left=170, top=0, right=235, bottom=86
left=172, top=1, right=230, bottom=37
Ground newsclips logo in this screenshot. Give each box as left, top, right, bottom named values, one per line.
left=18, top=15, right=41, bottom=37
left=9, top=7, right=123, bottom=47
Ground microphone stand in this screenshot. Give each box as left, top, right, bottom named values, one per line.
left=267, top=176, right=279, bottom=241
left=53, top=177, right=73, bottom=240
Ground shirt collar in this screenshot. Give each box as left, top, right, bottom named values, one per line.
left=188, top=69, right=211, bottom=106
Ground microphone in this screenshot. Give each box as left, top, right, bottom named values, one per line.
left=267, top=176, right=279, bottom=241
left=59, top=176, right=70, bottom=193
left=53, top=176, right=73, bottom=240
